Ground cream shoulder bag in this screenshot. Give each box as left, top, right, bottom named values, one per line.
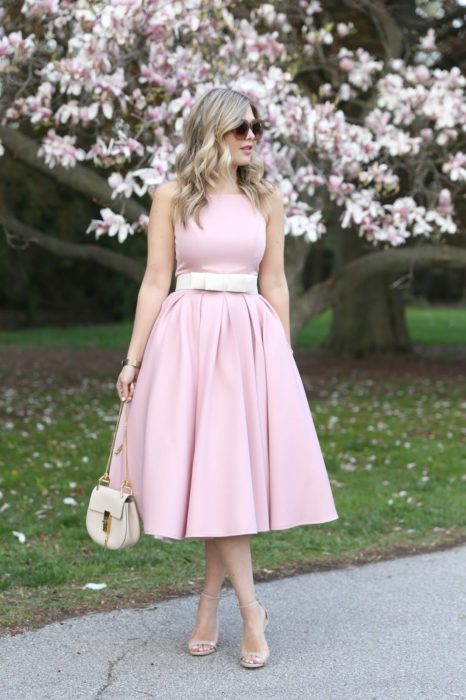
left=86, top=398, right=141, bottom=549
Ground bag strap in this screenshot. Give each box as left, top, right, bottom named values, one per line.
left=98, top=399, right=133, bottom=494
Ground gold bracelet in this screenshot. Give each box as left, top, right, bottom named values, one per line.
left=121, top=358, right=142, bottom=369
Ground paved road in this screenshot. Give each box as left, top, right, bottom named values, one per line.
left=1, top=545, right=465, bottom=700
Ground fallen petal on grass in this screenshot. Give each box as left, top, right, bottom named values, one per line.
left=63, top=497, right=78, bottom=505
left=12, top=530, right=26, bottom=543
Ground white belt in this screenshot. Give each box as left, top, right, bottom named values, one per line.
left=175, top=271, right=258, bottom=294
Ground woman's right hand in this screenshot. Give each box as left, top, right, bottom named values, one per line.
left=116, top=365, right=140, bottom=402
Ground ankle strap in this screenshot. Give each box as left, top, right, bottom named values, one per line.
left=201, top=591, right=222, bottom=600
left=238, top=599, right=259, bottom=609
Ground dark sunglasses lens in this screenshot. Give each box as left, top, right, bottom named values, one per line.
left=252, top=121, right=263, bottom=138
left=235, top=121, right=249, bottom=136
left=234, top=120, right=264, bottom=139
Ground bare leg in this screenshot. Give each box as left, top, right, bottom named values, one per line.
left=214, top=534, right=269, bottom=663
left=188, top=539, right=226, bottom=653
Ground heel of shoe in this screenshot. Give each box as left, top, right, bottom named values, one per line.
left=238, top=598, right=270, bottom=668
left=257, top=599, right=269, bottom=627
left=188, top=590, right=222, bottom=656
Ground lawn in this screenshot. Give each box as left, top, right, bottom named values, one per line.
left=0, top=305, right=465, bottom=636
left=1, top=305, right=465, bottom=348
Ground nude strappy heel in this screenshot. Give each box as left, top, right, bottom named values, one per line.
left=238, top=598, right=270, bottom=668
left=188, top=591, right=222, bottom=656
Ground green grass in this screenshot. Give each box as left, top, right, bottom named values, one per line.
left=295, top=306, right=466, bottom=349
left=0, top=368, right=465, bottom=634
left=0, top=322, right=131, bottom=348
left=404, top=306, right=466, bottom=345
left=0, top=304, right=465, bottom=634
left=1, top=305, right=465, bottom=348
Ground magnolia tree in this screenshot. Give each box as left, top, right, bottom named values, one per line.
left=1, top=0, right=466, bottom=354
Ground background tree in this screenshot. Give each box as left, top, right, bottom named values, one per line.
left=1, top=0, right=465, bottom=353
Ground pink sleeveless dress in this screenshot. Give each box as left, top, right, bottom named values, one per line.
left=108, top=193, right=338, bottom=540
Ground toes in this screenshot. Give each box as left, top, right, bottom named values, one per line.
left=243, top=655, right=260, bottom=664
left=191, top=643, right=214, bottom=652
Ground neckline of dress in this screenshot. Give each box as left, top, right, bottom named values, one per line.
left=208, top=192, right=245, bottom=196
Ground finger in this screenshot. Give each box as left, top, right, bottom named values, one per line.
left=122, top=379, right=134, bottom=401
left=128, top=381, right=136, bottom=401
left=117, top=383, right=127, bottom=401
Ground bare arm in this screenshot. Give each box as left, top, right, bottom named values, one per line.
left=258, top=186, right=291, bottom=346
left=116, top=181, right=176, bottom=400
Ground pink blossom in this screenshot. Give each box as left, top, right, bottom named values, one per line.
left=0, top=31, right=36, bottom=71
left=436, top=189, right=453, bottom=217
left=133, top=164, right=169, bottom=189
left=1, top=0, right=465, bottom=249
left=305, top=2, right=322, bottom=15
left=425, top=209, right=457, bottom=235
left=338, top=54, right=354, bottom=73
left=86, top=132, right=144, bottom=167
left=55, top=101, right=81, bottom=125
left=108, top=172, right=146, bottom=199
left=336, top=23, right=353, bottom=38
left=23, top=83, right=54, bottom=124
left=21, top=0, right=59, bottom=17
left=338, top=83, right=352, bottom=101
left=305, top=211, right=326, bottom=241
left=37, top=129, right=86, bottom=168
left=338, top=48, right=383, bottom=91
left=132, top=213, right=149, bottom=235
left=328, top=175, right=354, bottom=205
left=86, top=208, right=134, bottom=243
left=442, top=152, right=466, bottom=182
left=286, top=215, right=311, bottom=237
left=294, top=165, right=325, bottom=196
left=420, top=128, right=433, bottom=141
left=418, top=29, right=436, bottom=52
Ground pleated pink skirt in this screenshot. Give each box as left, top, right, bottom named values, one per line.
left=108, top=289, right=339, bottom=540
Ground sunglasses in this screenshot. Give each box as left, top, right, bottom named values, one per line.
left=231, top=119, right=264, bottom=141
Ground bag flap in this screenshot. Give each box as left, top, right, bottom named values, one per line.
left=88, top=484, right=129, bottom=519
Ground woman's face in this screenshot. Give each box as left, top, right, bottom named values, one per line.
left=223, top=104, right=257, bottom=167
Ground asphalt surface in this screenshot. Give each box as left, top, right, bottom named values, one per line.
left=1, top=544, right=465, bottom=700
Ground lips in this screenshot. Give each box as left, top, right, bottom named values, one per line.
left=241, top=146, right=253, bottom=153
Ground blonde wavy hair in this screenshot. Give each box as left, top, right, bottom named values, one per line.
left=170, top=87, right=275, bottom=229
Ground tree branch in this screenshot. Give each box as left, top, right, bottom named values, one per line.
left=385, top=3, right=465, bottom=32
left=291, top=243, right=466, bottom=340
left=0, top=126, right=147, bottom=223
left=342, top=0, right=405, bottom=58
left=0, top=209, right=145, bottom=282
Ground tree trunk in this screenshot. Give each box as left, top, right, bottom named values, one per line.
left=323, top=226, right=412, bottom=357
left=324, top=273, right=412, bottom=357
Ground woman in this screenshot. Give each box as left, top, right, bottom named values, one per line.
left=110, top=87, right=338, bottom=669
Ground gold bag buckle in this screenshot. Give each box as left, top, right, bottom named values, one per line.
left=102, top=510, right=112, bottom=533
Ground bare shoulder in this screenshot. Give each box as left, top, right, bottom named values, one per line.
left=263, top=181, right=284, bottom=224
left=146, top=181, right=179, bottom=242
left=268, top=180, right=283, bottom=197
left=153, top=179, right=179, bottom=203
left=150, top=181, right=179, bottom=232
